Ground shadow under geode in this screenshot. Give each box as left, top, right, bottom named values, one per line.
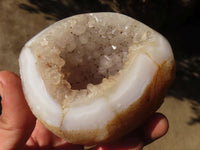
left=18, top=0, right=113, bottom=21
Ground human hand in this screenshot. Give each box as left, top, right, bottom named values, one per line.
left=0, top=71, right=168, bottom=150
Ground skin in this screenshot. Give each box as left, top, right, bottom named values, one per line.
left=0, top=71, right=168, bottom=150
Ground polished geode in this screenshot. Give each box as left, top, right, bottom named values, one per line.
left=19, top=12, right=175, bottom=145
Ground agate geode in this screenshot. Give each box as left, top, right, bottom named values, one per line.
left=19, top=12, right=175, bottom=145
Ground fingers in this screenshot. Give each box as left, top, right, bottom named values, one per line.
left=0, top=71, right=36, bottom=150
left=92, top=133, right=143, bottom=150
left=25, top=120, right=84, bottom=150
left=143, top=113, right=168, bottom=145
left=93, top=113, right=168, bottom=150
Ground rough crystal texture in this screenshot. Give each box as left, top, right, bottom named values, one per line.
left=29, top=13, right=153, bottom=105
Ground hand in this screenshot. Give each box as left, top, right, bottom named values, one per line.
left=0, top=71, right=168, bottom=150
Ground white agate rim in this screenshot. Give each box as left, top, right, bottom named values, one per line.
left=19, top=47, right=158, bottom=130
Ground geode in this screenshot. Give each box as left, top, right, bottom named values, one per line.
left=19, top=12, right=175, bottom=145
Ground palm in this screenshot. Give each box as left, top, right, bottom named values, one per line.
left=24, top=120, right=83, bottom=150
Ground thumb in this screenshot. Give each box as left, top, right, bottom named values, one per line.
left=0, top=71, right=36, bottom=150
